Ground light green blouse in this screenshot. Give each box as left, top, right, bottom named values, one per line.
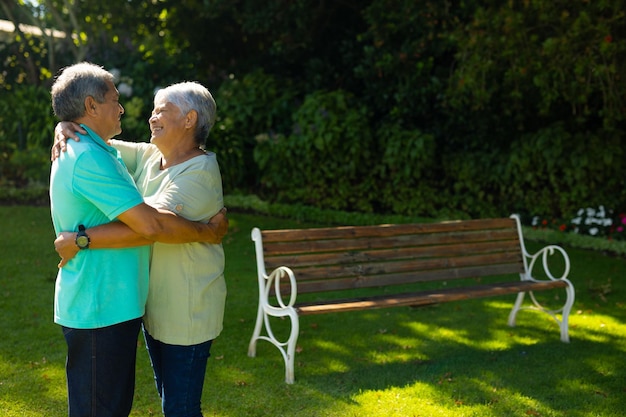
left=111, top=139, right=226, bottom=345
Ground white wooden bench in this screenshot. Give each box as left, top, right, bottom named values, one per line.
left=247, top=215, right=575, bottom=383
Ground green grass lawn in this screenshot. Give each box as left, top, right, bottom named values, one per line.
left=1, top=206, right=625, bottom=416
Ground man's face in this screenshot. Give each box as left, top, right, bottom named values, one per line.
left=97, top=80, right=124, bottom=138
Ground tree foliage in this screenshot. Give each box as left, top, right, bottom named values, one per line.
left=448, top=0, right=626, bottom=132
left=1, top=0, right=625, bottom=220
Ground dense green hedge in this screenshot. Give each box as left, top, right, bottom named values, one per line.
left=2, top=1, right=625, bottom=223
left=0, top=85, right=55, bottom=187
left=222, top=194, right=626, bottom=257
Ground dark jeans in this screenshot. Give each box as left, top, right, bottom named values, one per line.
left=143, top=329, right=213, bottom=417
left=62, top=318, right=142, bottom=417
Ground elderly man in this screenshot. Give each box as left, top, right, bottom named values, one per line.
left=49, top=62, right=227, bottom=417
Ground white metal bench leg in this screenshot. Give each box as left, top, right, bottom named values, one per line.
left=248, top=300, right=300, bottom=384
left=247, top=303, right=264, bottom=357
left=284, top=310, right=299, bottom=384
left=507, top=291, right=526, bottom=328
left=559, top=282, right=575, bottom=343
left=507, top=281, right=575, bottom=343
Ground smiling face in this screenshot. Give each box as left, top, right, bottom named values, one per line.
left=149, top=96, right=187, bottom=149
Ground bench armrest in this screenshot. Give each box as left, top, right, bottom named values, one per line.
left=264, top=266, right=298, bottom=308
left=525, top=244, right=571, bottom=281
left=510, top=214, right=571, bottom=282
left=252, top=227, right=298, bottom=311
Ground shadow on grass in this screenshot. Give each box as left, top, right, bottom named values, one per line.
left=218, top=212, right=626, bottom=416
left=0, top=208, right=69, bottom=416
left=239, top=297, right=626, bottom=416
left=3, top=209, right=626, bottom=416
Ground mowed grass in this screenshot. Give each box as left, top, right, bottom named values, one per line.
left=1, top=206, right=625, bottom=416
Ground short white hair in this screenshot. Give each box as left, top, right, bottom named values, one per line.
left=155, top=81, right=216, bottom=146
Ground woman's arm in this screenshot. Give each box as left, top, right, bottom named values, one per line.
left=54, top=208, right=228, bottom=267
left=51, top=121, right=85, bottom=161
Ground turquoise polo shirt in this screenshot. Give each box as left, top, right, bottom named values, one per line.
left=49, top=125, right=150, bottom=329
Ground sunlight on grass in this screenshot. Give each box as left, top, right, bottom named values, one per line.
left=351, top=382, right=498, bottom=417
left=311, top=339, right=353, bottom=356
left=308, top=340, right=353, bottom=374
left=0, top=358, right=67, bottom=417
left=468, top=374, right=553, bottom=414
left=572, top=311, right=626, bottom=347
left=400, top=318, right=526, bottom=352
left=4, top=209, right=626, bottom=416
left=584, top=356, right=623, bottom=377
left=37, top=365, right=66, bottom=399
left=350, top=374, right=564, bottom=417
left=353, top=383, right=455, bottom=416
left=560, top=376, right=609, bottom=396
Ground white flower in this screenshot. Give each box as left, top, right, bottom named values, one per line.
left=109, top=68, right=121, bottom=83
left=589, top=227, right=599, bottom=236
left=586, top=207, right=596, bottom=217
left=571, top=217, right=581, bottom=225
left=117, top=82, right=133, bottom=97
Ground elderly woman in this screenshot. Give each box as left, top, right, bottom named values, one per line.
left=55, top=81, right=226, bottom=417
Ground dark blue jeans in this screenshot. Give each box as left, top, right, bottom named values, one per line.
left=143, top=329, right=213, bottom=417
left=62, top=318, right=142, bottom=417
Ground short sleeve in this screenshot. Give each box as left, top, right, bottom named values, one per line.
left=72, top=147, right=144, bottom=220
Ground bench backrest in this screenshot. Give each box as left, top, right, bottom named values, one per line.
left=256, top=217, right=525, bottom=295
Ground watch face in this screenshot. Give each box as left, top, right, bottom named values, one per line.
left=76, top=235, right=89, bottom=248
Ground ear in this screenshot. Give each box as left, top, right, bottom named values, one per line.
left=185, top=110, right=198, bottom=129
left=84, top=96, right=98, bottom=116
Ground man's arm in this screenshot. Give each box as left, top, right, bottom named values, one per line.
left=54, top=207, right=228, bottom=267
left=118, top=203, right=228, bottom=243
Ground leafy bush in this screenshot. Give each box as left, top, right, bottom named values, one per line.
left=440, top=150, right=505, bottom=219
left=225, top=193, right=626, bottom=257
left=0, top=85, right=55, bottom=186
left=0, top=184, right=49, bottom=205
left=375, top=123, right=442, bottom=216
left=447, top=1, right=626, bottom=132
left=212, top=70, right=297, bottom=193
left=254, top=89, right=375, bottom=212
left=5, top=1, right=626, bottom=225
left=504, top=123, right=626, bottom=218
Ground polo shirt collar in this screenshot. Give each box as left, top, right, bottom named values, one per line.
left=78, top=124, right=117, bottom=155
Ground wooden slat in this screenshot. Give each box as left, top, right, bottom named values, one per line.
left=285, top=263, right=524, bottom=294
left=263, top=228, right=519, bottom=256
left=261, top=218, right=516, bottom=243
left=281, top=252, right=522, bottom=282
left=260, top=217, right=530, bottom=299
left=295, top=280, right=568, bottom=315
left=265, top=240, right=522, bottom=269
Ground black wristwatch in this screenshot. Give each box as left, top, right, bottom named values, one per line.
left=75, top=225, right=90, bottom=250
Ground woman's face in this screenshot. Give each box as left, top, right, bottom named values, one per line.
left=148, top=96, right=186, bottom=147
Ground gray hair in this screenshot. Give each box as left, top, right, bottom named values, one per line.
left=154, top=81, right=217, bottom=146
left=51, top=62, right=114, bottom=121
